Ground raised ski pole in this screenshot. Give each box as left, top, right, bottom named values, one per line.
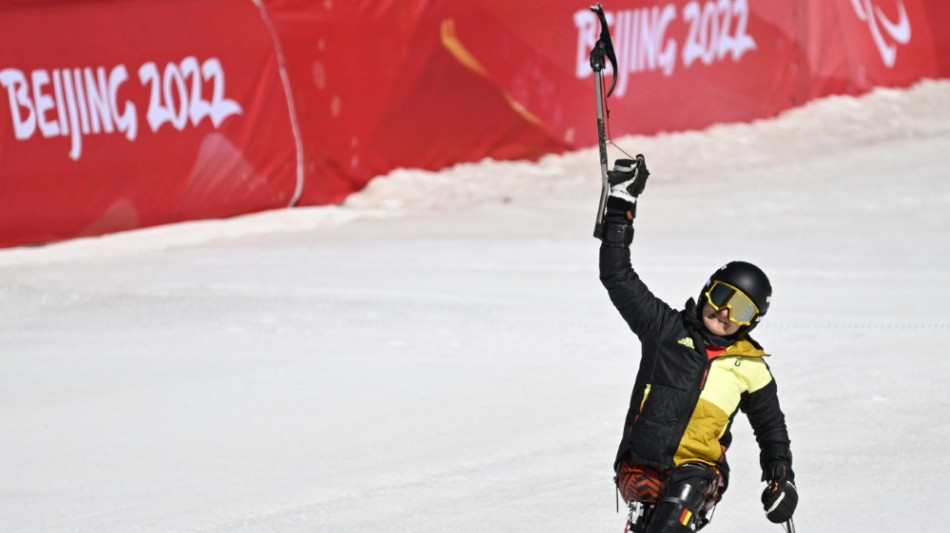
left=782, top=518, right=796, bottom=533
left=589, top=2, right=618, bottom=239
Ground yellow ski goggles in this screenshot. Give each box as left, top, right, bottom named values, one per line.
left=704, top=280, right=760, bottom=326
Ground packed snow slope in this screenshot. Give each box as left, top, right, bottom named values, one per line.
left=1, top=80, right=948, bottom=533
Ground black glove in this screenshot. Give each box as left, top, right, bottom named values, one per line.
left=605, top=155, right=649, bottom=219
left=761, top=462, right=797, bottom=523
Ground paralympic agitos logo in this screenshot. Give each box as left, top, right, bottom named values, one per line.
left=850, top=0, right=911, bottom=68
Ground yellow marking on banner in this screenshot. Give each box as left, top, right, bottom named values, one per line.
left=440, top=19, right=544, bottom=127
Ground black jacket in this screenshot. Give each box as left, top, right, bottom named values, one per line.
left=600, top=239, right=793, bottom=479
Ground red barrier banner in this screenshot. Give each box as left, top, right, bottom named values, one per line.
left=260, top=0, right=573, bottom=207
left=275, top=0, right=949, bottom=210
left=432, top=0, right=945, bottom=147
left=0, top=0, right=299, bottom=247
left=0, top=0, right=947, bottom=248
left=444, top=0, right=800, bottom=147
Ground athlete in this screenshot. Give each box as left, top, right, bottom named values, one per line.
left=597, top=156, right=798, bottom=532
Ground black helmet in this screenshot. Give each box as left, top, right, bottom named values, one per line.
left=700, top=261, right=772, bottom=334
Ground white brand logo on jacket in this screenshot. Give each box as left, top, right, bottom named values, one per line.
left=850, top=0, right=911, bottom=68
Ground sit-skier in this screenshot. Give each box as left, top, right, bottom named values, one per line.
left=596, top=156, right=798, bottom=532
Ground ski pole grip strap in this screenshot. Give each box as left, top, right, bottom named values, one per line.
left=602, top=220, right=634, bottom=248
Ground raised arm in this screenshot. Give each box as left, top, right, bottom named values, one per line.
left=597, top=156, right=675, bottom=338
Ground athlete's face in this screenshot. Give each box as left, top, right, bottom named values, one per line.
left=702, top=302, right=741, bottom=336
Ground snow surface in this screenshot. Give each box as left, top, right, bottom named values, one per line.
left=2, top=80, right=949, bottom=533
